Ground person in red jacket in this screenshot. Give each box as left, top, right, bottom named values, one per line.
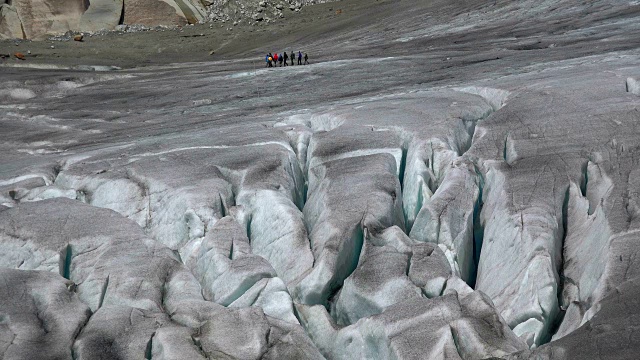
left=273, top=53, right=278, bottom=66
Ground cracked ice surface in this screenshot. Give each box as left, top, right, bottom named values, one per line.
left=2, top=1, right=640, bottom=357
left=0, top=199, right=323, bottom=359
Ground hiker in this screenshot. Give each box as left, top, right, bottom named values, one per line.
left=265, top=54, right=270, bottom=67
left=303, top=53, right=309, bottom=65
left=290, top=51, right=295, bottom=66
left=278, top=53, right=284, bottom=67
left=283, top=52, right=289, bottom=66
left=297, top=51, right=302, bottom=65
left=268, top=53, right=274, bottom=67
left=273, top=53, right=278, bottom=67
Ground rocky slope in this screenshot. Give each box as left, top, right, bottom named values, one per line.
left=0, top=0, right=327, bottom=40
left=1, top=0, right=640, bottom=359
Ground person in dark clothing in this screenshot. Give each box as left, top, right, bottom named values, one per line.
left=303, top=53, right=309, bottom=65
left=297, top=51, right=302, bottom=65
left=283, top=52, right=289, bottom=66
left=268, top=53, right=274, bottom=67
left=278, top=54, right=284, bottom=67
left=290, top=52, right=295, bottom=66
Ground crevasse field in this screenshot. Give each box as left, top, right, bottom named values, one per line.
left=1, top=0, right=640, bottom=359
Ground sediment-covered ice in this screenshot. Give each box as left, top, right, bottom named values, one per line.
left=298, top=291, right=527, bottom=359
left=294, top=152, right=404, bottom=305
left=410, top=159, right=481, bottom=283
left=2, top=11, right=640, bottom=355
left=0, top=268, right=91, bottom=360
left=0, top=199, right=321, bottom=359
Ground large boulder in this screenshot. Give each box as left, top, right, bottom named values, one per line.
left=11, top=0, right=86, bottom=40
left=78, top=0, right=124, bottom=32
left=0, top=5, right=24, bottom=39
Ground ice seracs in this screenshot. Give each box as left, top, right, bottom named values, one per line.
left=0, top=198, right=323, bottom=359
left=2, top=4, right=640, bottom=354
left=298, top=291, right=527, bottom=360
left=410, top=159, right=481, bottom=283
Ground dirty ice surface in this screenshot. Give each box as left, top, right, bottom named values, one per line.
left=2, top=1, right=640, bottom=359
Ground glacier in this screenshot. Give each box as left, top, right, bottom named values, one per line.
left=2, top=0, right=640, bottom=359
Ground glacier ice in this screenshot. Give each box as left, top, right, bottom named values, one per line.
left=298, top=291, right=527, bottom=360
left=2, top=14, right=640, bottom=357
left=409, top=159, right=481, bottom=283
left=0, top=268, right=91, bottom=360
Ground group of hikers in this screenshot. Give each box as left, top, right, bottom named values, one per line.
left=265, top=51, right=308, bottom=67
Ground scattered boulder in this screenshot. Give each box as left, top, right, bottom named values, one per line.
left=73, top=34, right=83, bottom=41
left=14, top=52, right=25, bottom=60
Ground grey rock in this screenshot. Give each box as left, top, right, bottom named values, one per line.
left=0, top=5, right=23, bottom=40
left=78, top=0, right=123, bottom=32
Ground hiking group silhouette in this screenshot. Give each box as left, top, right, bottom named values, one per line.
left=266, top=51, right=309, bottom=67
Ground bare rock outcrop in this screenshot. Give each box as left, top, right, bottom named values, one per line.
left=0, top=5, right=23, bottom=39
left=123, top=0, right=207, bottom=27
left=1, top=0, right=85, bottom=40
left=0, top=0, right=206, bottom=39
left=78, top=0, right=124, bottom=33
